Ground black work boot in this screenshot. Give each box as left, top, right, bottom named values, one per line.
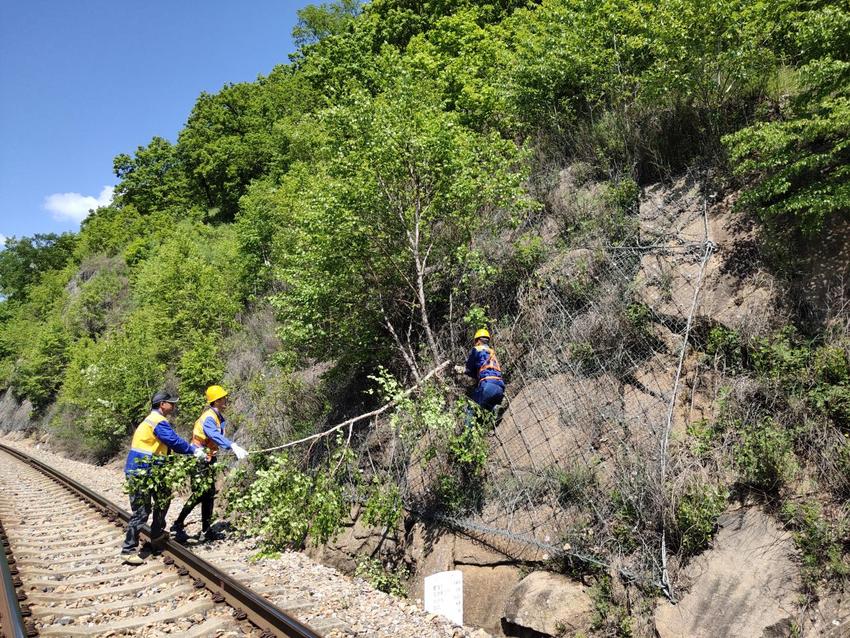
left=198, top=528, right=225, bottom=543
left=170, top=525, right=189, bottom=544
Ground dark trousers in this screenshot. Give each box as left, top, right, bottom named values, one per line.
left=174, top=459, right=216, bottom=532
left=122, top=490, right=171, bottom=553
left=472, top=381, right=505, bottom=411
left=465, top=381, right=505, bottom=427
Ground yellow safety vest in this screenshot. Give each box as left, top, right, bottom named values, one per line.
left=130, top=410, right=170, bottom=456
left=192, top=408, right=223, bottom=457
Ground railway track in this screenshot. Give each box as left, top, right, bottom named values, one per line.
left=0, top=444, right=324, bottom=638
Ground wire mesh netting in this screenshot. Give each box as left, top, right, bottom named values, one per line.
left=242, top=176, right=723, bottom=591
left=378, top=176, right=717, bottom=586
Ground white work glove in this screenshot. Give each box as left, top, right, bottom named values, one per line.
left=231, top=443, right=248, bottom=461
left=193, top=447, right=207, bottom=460
left=453, top=365, right=466, bottom=375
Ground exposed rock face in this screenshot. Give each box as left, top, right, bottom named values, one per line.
left=503, top=571, right=593, bottom=636
left=801, top=590, right=850, bottom=636
left=634, top=177, right=786, bottom=337
left=463, top=565, right=525, bottom=635
left=654, top=507, right=800, bottom=638
left=0, top=390, right=33, bottom=433
left=306, top=506, right=402, bottom=573
left=492, top=372, right=623, bottom=474
left=407, top=524, right=524, bottom=634
left=794, top=214, right=850, bottom=325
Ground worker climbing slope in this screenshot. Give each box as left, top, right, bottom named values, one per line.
left=171, top=385, right=248, bottom=543
left=456, top=328, right=505, bottom=421
left=121, top=391, right=205, bottom=565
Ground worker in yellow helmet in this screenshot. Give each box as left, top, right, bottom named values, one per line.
left=170, top=385, right=248, bottom=543
left=454, top=328, right=505, bottom=422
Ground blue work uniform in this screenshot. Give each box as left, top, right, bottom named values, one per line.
left=465, top=343, right=505, bottom=412
left=124, top=409, right=196, bottom=474
left=122, top=409, right=197, bottom=554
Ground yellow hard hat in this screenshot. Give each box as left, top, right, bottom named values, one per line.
left=205, top=385, right=228, bottom=404
left=474, top=328, right=490, bottom=340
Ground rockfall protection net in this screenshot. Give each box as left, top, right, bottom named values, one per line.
left=387, top=179, right=714, bottom=592
left=249, top=177, right=719, bottom=593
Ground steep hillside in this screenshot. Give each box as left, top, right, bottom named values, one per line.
left=1, top=0, right=849, bottom=635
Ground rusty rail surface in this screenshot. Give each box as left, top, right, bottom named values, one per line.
left=0, top=519, right=28, bottom=638
left=0, top=443, right=322, bottom=638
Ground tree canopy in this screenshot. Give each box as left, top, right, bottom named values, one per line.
left=0, top=0, right=846, bottom=458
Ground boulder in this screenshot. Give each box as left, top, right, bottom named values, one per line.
left=503, top=571, right=593, bottom=636
left=461, top=565, right=523, bottom=635
left=654, top=507, right=800, bottom=638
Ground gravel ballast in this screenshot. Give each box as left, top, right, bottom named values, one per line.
left=0, top=433, right=491, bottom=637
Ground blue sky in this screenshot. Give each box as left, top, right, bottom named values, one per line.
left=0, top=0, right=313, bottom=243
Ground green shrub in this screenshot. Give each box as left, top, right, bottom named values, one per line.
left=706, top=326, right=743, bottom=371
left=781, top=501, right=849, bottom=589
left=751, top=327, right=809, bottom=383
left=674, top=481, right=728, bottom=556
left=813, top=345, right=850, bottom=385
left=355, top=557, right=409, bottom=597
left=734, top=417, right=796, bottom=492
left=625, top=302, right=652, bottom=336
left=227, top=450, right=350, bottom=549
left=363, top=477, right=403, bottom=530
left=588, top=574, right=633, bottom=637
left=557, top=465, right=598, bottom=506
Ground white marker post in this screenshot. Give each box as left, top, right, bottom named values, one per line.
left=423, top=570, right=463, bottom=626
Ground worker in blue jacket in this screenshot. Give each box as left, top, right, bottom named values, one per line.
left=170, top=385, right=248, bottom=543
left=121, top=391, right=204, bottom=565
left=455, top=328, right=505, bottom=422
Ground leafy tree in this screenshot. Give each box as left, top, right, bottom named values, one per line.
left=131, top=222, right=242, bottom=345
left=58, top=320, right=167, bottom=456
left=270, top=77, right=529, bottom=375
left=10, top=317, right=71, bottom=412
left=113, top=137, right=192, bottom=216
left=724, top=3, right=850, bottom=232
left=0, top=233, right=77, bottom=302
left=177, top=83, right=274, bottom=223
left=292, top=0, right=362, bottom=49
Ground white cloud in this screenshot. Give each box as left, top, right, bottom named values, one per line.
left=0, top=233, right=6, bottom=249
left=43, top=185, right=114, bottom=222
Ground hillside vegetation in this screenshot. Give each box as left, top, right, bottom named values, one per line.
left=1, top=0, right=849, bottom=633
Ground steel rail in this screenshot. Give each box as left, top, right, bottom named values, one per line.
left=0, top=443, right=322, bottom=638
left=0, top=521, right=28, bottom=638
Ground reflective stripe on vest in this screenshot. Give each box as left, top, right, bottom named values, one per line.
left=129, top=411, right=170, bottom=456
left=477, top=345, right=503, bottom=383
left=192, top=408, right=223, bottom=455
